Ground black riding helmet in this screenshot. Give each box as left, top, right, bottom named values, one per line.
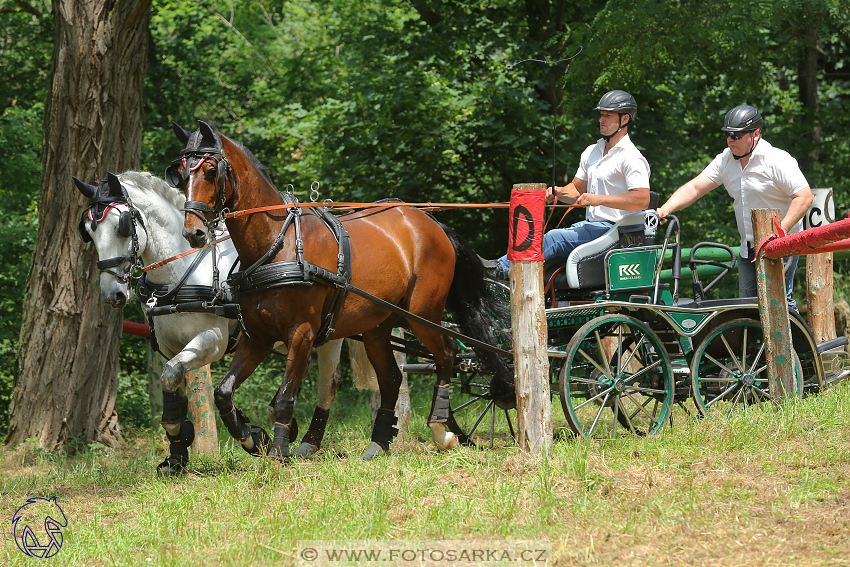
left=595, top=90, right=637, bottom=141
left=595, top=90, right=637, bottom=122
left=721, top=105, right=763, bottom=132
left=722, top=105, right=762, bottom=160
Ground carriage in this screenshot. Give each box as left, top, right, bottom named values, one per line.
left=441, top=204, right=850, bottom=445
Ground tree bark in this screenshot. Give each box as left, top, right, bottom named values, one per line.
left=6, top=0, right=152, bottom=450
left=797, top=22, right=819, bottom=175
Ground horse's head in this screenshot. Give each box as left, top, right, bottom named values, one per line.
left=168, top=121, right=232, bottom=248
left=74, top=172, right=146, bottom=307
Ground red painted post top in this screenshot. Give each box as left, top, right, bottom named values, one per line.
left=507, top=186, right=546, bottom=262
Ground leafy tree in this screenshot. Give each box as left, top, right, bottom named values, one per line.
left=0, top=0, right=52, bottom=437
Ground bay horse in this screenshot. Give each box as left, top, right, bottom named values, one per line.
left=172, top=120, right=512, bottom=460
left=75, top=171, right=360, bottom=473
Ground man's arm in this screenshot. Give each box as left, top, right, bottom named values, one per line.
left=781, top=186, right=814, bottom=233
left=574, top=187, right=650, bottom=210
left=657, top=173, right=718, bottom=218
left=547, top=177, right=587, bottom=204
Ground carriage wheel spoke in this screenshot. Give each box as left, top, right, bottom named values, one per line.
left=465, top=400, right=495, bottom=438
left=704, top=353, right=737, bottom=376
left=578, top=348, right=615, bottom=381
left=574, top=383, right=616, bottom=410
left=452, top=394, right=487, bottom=413
left=594, top=329, right=613, bottom=377
left=727, top=388, right=745, bottom=418
left=720, top=334, right=745, bottom=374
left=748, top=342, right=767, bottom=375
left=623, top=389, right=658, bottom=423
left=620, top=332, right=649, bottom=372
left=588, top=392, right=611, bottom=436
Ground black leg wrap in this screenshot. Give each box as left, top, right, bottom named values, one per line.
left=300, top=407, right=329, bottom=448
left=220, top=406, right=251, bottom=441
left=268, top=423, right=291, bottom=462
left=157, top=418, right=194, bottom=477
left=371, top=409, right=399, bottom=447
left=429, top=384, right=451, bottom=423
left=162, top=390, right=188, bottom=423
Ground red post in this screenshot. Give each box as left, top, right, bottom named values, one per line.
left=508, top=183, right=551, bottom=454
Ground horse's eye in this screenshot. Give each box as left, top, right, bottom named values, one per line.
left=205, top=167, right=217, bottom=181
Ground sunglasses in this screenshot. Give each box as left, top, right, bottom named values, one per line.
left=726, top=130, right=753, bottom=140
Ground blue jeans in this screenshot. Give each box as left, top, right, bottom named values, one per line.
left=497, top=220, right=613, bottom=273
left=737, top=253, right=799, bottom=312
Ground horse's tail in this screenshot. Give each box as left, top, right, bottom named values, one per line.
left=440, top=224, right=514, bottom=396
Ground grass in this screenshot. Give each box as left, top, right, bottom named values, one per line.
left=1, top=381, right=850, bottom=567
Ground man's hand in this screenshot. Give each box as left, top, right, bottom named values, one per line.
left=574, top=193, right=600, bottom=207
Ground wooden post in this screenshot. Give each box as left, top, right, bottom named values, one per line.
left=369, top=329, right=411, bottom=437
left=185, top=365, right=218, bottom=455
left=509, top=183, right=551, bottom=454
left=804, top=188, right=837, bottom=343
left=752, top=208, right=796, bottom=399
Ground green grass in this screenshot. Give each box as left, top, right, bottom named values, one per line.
left=2, top=382, right=850, bottom=566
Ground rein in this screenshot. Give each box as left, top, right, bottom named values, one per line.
left=221, top=200, right=581, bottom=219
left=141, top=234, right=232, bottom=272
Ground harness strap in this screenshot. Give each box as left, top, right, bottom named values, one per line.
left=344, top=283, right=512, bottom=357
left=228, top=192, right=353, bottom=347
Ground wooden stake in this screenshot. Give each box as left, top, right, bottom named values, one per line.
left=185, top=365, right=218, bottom=455
left=509, top=183, right=552, bottom=454
left=752, top=209, right=796, bottom=400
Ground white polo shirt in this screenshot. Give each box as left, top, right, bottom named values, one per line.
left=701, top=139, right=809, bottom=258
left=575, top=134, right=651, bottom=223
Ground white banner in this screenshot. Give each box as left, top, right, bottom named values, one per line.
left=803, top=187, right=835, bottom=230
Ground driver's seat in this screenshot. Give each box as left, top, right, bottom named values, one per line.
left=550, top=192, right=659, bottom=291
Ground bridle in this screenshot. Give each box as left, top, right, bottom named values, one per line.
left=167, top=147, right=232, bottom=228
left=80, top=196, right=146, bottom=285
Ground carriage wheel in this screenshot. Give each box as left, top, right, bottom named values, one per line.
left=446, top=371, right=517, bottom=448
left=690, top=318, right=802, bottom=417
left=558, top=314, right=673, bottom=438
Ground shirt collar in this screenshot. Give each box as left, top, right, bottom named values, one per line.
left=596, top=133, right=635, bottom=153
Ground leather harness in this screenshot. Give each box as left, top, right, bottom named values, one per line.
left=228, top=191, right=352, bottom=347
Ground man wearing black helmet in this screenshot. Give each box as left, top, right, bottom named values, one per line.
left=657, top=105, right=813, bottom=310
left=489, top=90, right=651, bottom=278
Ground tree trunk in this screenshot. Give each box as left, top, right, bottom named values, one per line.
left=797, top=22, right=819, bottom=175
left=5, top=0, right=152, bottom=450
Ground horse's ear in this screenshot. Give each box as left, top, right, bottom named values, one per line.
left=73, top=176, right=97, bottom=199
left=106, top=172, right=124, bottom=199
left=197, top=120, right=219, bottom=149
left=171, top=121, right=191, bottom=144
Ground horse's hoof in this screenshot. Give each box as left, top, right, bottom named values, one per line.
left=429, top=422, right=459, bottom=451
left=156, top=455, right=187, bottom=477
left=242, top=426, right=271, bottom=457
left=359, top=441, right=387, bottom=460
left=292, top=442, right=320, bottom=459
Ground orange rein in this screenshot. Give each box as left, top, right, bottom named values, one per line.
left=141, top=234, right=232, bottom=272
left=222, top=200, right=581, bottom=218
left=145, top=201, right=580, bottom=271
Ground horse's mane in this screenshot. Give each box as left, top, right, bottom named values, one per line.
left=227, top=137, right=275, bottom=186
left=119, top=170, right=186, bottom=209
